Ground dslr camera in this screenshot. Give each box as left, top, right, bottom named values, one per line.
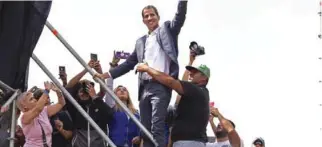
left=189, top=41, right=205, bottom=56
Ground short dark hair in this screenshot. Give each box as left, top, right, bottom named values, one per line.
left=141, top=5, right=159, bottom=18
left=253, top=138, right=265, bottom=146
left=228, top=119, right=236, bottom=128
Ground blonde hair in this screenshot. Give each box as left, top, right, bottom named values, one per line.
left=16, top=92, right=28, bottom=111
left=114, top=86, right=137, bottom=114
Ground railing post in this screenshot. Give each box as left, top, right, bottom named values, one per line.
left=8, top=100, right=17, bottom=147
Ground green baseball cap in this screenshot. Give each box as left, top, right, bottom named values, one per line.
left=186, top=64, right=210, bottom=78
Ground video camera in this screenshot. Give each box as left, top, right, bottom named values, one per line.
left=189, top=41, right=205, bottom=56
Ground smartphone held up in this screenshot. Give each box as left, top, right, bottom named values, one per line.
left=90, top=53, right=98, bottom=61
left=59, top=66, right=65, bottom=73
left=115, top=51, right=130, bottom=59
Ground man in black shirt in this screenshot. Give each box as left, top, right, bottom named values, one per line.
left=136, top=63, right=210, bottom=147
left=50, top=111, right=73, bottom=147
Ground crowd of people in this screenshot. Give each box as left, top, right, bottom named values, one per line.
left=1, top=0, right=266, bottom=147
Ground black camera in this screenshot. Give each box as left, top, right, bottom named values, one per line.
left=81, top=82, right=89, bottom=94
left=81, top=81, right=95, bottom=94
left=29, top=86, right=43, bottom=100
left=189, top=41, right=205, bottom=56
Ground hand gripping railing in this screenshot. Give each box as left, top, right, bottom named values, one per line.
left=45, top=21, right=158, bottom=146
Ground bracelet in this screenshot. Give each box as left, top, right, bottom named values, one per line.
left=43, top=89, right=50, bottom=95
left=109, top=62, right=118, bottom=67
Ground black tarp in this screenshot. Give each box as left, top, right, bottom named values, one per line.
left=0, top=1, right=52, bottom=95
left=0, top=1, right=52, bottom=137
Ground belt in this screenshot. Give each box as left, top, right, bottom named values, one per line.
left=141, top=79, right=157, bottom=85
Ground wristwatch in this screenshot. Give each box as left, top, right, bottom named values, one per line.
left=43, top=89, right=50, bottom=95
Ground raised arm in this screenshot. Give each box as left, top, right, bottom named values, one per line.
left=170, top=0, right=188, bottom=35
left=21, top=82, right=51, bottom=125
left=66, top=60, right=94, bottom=88
left=47, top=83, right=66, bottom=117
left=21, top=93, right=49, bottom=125
left=109, top=49, right=138, bottom=79
left=104, top=78, right=116, bottom=108
left=136, top=63, right=184, bottom=95
left=209, top=114, right=217, bottom=137
left=175, top=51, right=195, bottom=105
left=211, top=107, right=242, bottom=147
left=93, top=61, right=106, bottom=97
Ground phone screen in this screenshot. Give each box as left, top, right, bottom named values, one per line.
left=115, top=51, right=130, bottom=59
left=59, top=66, right=65, bottom=73
left=91, top=53, right=98, bottom=61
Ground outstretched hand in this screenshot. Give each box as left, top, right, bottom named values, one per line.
left=50, top=82, right=60, bottom=92
left=93, top=61, right=103, bottom=73
left=93, top=72, right=110, bottom=80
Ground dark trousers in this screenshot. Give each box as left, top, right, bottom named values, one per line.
left=139, top=82, right=171, bottom=147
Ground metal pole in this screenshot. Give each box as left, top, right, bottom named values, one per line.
left=0, top=81, right=18, bottom=146
left=0, top=80, right=14, bottom=92
left=319, top=1, right=322, bottom=39
left=1, top=90, right=20, bottom=113
left=45, top=21, right=158, bottom=146
left=31, top=54, right=117, bottom=147
left=8, top=100, right=16, bottom=147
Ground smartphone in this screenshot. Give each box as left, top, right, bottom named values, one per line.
left=59, top=66, right=65, bottom=73
left=90, top=53, right=98, bottom=61
left=115, top=51, right=130, bottom=59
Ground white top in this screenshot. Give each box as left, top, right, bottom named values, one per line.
left=141, top=27, right=171, bottom=80
left=206, top=140, right=244, bottom=147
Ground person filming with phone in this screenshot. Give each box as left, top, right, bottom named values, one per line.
left=207, top=107, right=243, bottom=147
left=30, top=85, right=74, bottom=147
left=58, top=66, right=68, bottom=87
left=64, top=58, right=113, bottom=147
left=16, top=82, right=66, bottom=147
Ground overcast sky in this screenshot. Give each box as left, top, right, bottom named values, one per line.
left=27, top=0, right=322, bottom=146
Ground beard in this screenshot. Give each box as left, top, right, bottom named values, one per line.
left=215, top=131, right=228, bottom=139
